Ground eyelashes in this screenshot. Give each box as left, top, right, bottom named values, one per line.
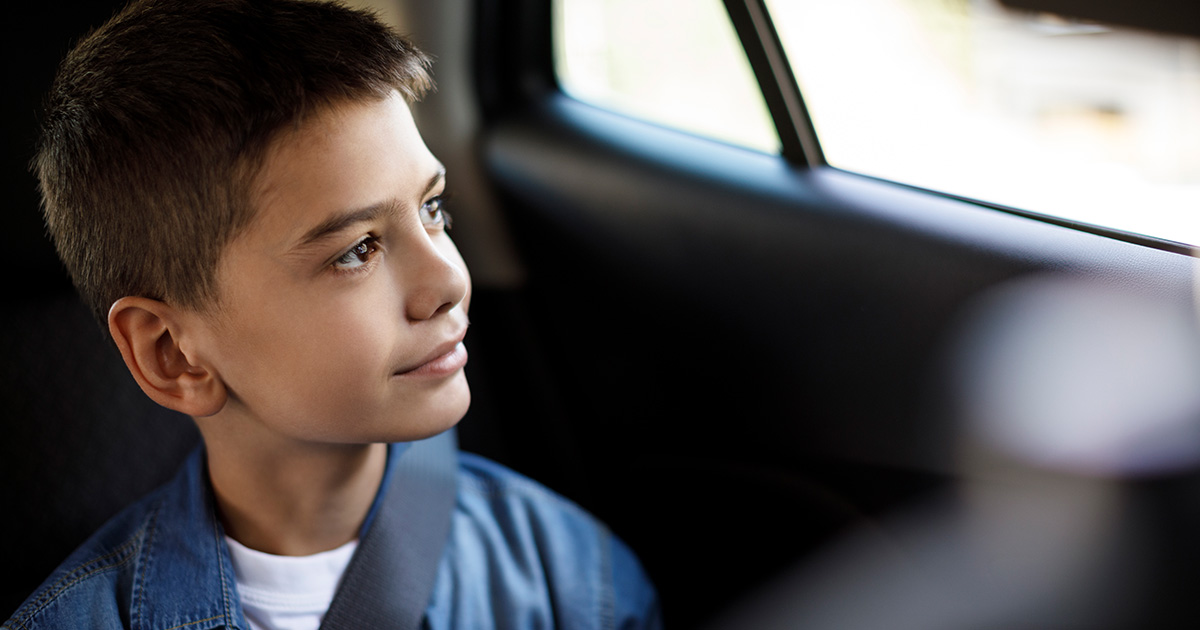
left=421, top=193, right=453, bottom=230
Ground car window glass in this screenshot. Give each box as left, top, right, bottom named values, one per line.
left=554, top=0, right=779, bottom=153
left=766, top=0, right=1200, bottom=246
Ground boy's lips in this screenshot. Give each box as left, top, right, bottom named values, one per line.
left=394, top=333, right=468, bottom=377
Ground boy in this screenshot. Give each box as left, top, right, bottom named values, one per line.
left=3, top=1, right=660, bottom=628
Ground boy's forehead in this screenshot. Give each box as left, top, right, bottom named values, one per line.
left=245, top=92, right=438, bottom=243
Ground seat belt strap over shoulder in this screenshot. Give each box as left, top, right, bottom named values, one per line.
left=319, top=429, right=458, bottom=630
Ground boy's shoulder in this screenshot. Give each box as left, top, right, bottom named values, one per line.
left=456, top=452, right=595, bottom=524
left=432, top=453, right=661, bottom=630
left=3, top=448, right=242, bottom=630
left=3, top=495, right=154, bottom=630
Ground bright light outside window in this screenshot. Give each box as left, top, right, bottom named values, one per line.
left=554, top=0, right=779, bottom=153
left=766, top=0, right=1200, bottom=245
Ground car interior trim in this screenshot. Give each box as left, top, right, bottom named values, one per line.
left=722, top=0, right=824, bottom=166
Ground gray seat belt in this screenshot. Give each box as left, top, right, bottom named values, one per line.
left=319, top=428, right=458, bottom=630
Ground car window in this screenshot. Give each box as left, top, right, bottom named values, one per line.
left=765, top=0, right=1200, bottom=246
left=553, top=0, right=779, bottom=153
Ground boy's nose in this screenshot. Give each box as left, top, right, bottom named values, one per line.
left=402, top=235, right=470, bottom=322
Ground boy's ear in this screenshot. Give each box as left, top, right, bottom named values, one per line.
left=108, top=296, right=227, bottom=417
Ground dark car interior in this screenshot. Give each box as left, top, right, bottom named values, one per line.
left=5, top=0, right=1200, bottom=627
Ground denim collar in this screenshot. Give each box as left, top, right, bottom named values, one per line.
left=132, top=442, right=408, bottom=630
left=132, top=447, right=245, bottom=630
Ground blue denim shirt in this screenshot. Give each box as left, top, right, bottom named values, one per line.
left=4, top=443, right=661, bottom=630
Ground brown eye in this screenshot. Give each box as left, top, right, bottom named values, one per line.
left=332, top=236, right=379, bottom=270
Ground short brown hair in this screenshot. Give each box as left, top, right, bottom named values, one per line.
left=36, top=0, right=433, bottom=327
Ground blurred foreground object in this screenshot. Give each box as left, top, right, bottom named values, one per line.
left=708, top=274, right=1200, bottom=629
left=956, top=275, right=1200, bottom=475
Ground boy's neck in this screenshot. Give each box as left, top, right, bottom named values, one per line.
left=200, top=430, right=387, bottom=556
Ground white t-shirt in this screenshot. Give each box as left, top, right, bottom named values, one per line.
left=224, top=536, right=358, bottom=630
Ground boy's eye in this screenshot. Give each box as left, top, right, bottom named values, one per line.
left=332, top=236, right=379, bottom=270
left=420, top=194, right=452, bottom=230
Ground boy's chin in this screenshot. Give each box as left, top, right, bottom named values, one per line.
left=394, top=410, right=468, bottom=443
left=391, top=381, right=471, bottom=443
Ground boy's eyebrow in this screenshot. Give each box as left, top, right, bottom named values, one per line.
left=291, top=168, right=446, bottom=251
left=294, top=202, right=392, bottom=252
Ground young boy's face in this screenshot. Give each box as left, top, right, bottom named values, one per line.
left=194, top=91, right=471, bottom=445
